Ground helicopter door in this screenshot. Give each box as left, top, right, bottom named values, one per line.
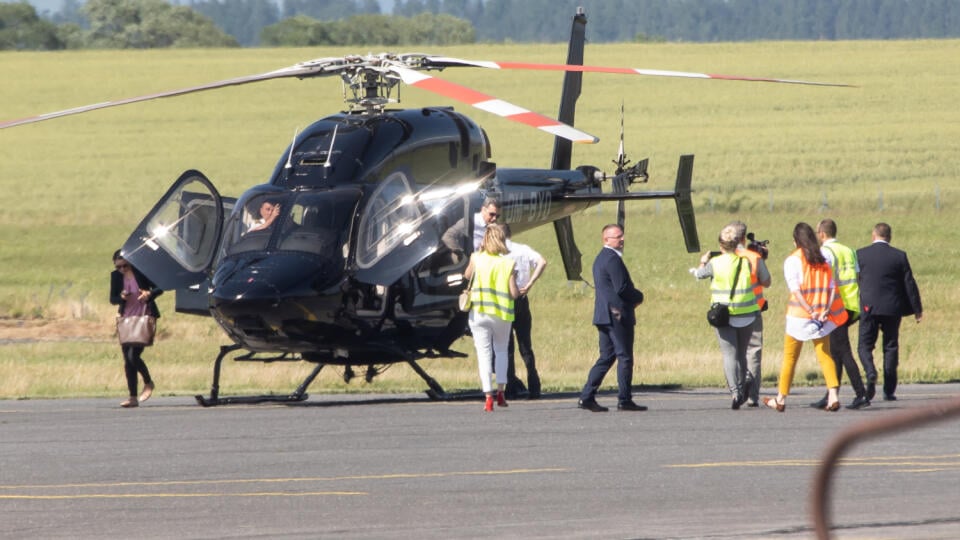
left=409, top=192, right=471, bottom=299
left=121, top=170, right=228, bottom=292
left=353, top=172, right=440, bottom=286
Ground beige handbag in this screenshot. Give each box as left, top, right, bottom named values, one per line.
left=458, top=273, right=475, bottom=312
left=116, top=315, right=157, bottom=346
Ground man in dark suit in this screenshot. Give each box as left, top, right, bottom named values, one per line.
left=857, top=222, right=923, bottom=401
left=578, top=224, right=647, bottom=412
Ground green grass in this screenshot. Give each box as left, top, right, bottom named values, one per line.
left=1, top=40, right=959, bottom=399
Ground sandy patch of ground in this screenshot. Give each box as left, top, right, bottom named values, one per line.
left=0, top=319, right=111, bottom=342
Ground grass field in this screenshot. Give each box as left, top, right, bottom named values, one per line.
left=1, top=40, right=959, bottom=400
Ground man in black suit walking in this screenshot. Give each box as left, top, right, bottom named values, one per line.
left=578, top=224, right=647, bottom=412
left=857, top=222, right=923, bottom=401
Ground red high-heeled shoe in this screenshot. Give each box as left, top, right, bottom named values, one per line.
left=496, top=390, right=508, bottom=407
left=484, top=395, right=494, bottom=412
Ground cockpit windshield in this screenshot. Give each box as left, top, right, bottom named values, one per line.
left=220, top=188, right=360, bottom=258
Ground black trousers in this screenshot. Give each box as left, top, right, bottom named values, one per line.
left=579, top=322, right=634, bottom=404
left=122, top=344, right=153, bottom=397
left=505, top=295, right=541, bottom=397
left=830, top=311, right=866, bottom=398
left=858, top=312, right=902, bottom=396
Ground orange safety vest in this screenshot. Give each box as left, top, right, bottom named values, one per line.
left=737, top=246, right=767, bottom=311
left=785, top=249, right=848, bottom=326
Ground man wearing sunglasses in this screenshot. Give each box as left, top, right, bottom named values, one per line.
left=441, top=197, right=501, bottom=259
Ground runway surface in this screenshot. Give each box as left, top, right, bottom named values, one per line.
left=2, top=384, right=959, bottom=539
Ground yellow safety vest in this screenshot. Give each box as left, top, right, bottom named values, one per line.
left=822, top=241, right=860, bottom=314
left=471, top=252, right=515, bottom=321
left=710, top=253, right=759, bottom=315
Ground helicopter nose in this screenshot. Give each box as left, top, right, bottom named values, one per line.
left=212, top=252, right=344, bottom=302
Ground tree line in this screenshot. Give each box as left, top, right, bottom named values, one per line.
left=3, top=0, right=960, bottom=51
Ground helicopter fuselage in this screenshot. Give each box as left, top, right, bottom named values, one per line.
left=195, top=107, right=602, bottom=364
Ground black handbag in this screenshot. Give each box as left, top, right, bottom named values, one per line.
left=707, top=257, right=743, bottom=328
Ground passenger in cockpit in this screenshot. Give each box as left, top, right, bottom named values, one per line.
left=249, top=200, right=282, bottom=232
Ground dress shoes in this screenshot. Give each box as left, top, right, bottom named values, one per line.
left=866, top=381, right=877, bottom=400
left=496, top=390, right=508, bottom=407
left=883, top=393, right=897, bottom=401
left=578, top=399, right=609, bottom=412
left=846, top=395, right=871, bottom=409
left=746, top=400, right=759, bottom=408
left=732, top=392, right=747, bottom=410
left=617, top=401, right=648, bottom=411
left=809, top=396, right=829, bottom=409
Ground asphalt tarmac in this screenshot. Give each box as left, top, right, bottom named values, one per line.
left=2, top=384, right=959, bottom=539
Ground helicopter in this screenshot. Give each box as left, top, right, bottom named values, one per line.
left=1, top=8, right=850, bottom=406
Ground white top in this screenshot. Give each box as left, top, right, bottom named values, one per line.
left=506, top=240, right=542, bottom=289
left=472, top=213, right=487, bottom=251
left=783, top=251, right=838, bottom=341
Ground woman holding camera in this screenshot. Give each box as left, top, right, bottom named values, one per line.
left=693, top=223, right=760, bottom=410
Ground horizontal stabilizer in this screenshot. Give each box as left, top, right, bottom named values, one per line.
left=561, top=154, right=700, bottom=253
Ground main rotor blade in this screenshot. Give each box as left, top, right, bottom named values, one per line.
left=0, top=60, right=343, bottom=130
left=389, top=65, right=598, bottom=144
left=423, top=57, right=855, bottom=88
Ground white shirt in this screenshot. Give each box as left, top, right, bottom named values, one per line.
left=783, top=252, right=838, bottom=341
left=472, top=213, right=487, bottom=251
left=506, top=240, right=542, bottom=289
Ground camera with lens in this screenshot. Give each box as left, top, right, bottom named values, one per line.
left=746, top=232, right=769, bottom=260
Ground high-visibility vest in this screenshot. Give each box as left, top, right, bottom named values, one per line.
left=710, top=253, right=759, bottom=315
left=786, top=249, right=848, bottom=326
left=736, top=246, right=767, bottom=311
left=822, top=241, right=861, bottom=314
left=471, top=252, right=515, bottom=321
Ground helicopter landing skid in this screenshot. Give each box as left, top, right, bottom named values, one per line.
left=194, top=344, right=324, bottom=407
left=406, top=358, right=449, bottom=400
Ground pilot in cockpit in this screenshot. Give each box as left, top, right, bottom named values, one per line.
left=248, top=200, right=282, bottom=233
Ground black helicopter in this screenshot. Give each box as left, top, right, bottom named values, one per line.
left=1, top=9, right=849, bottom=406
